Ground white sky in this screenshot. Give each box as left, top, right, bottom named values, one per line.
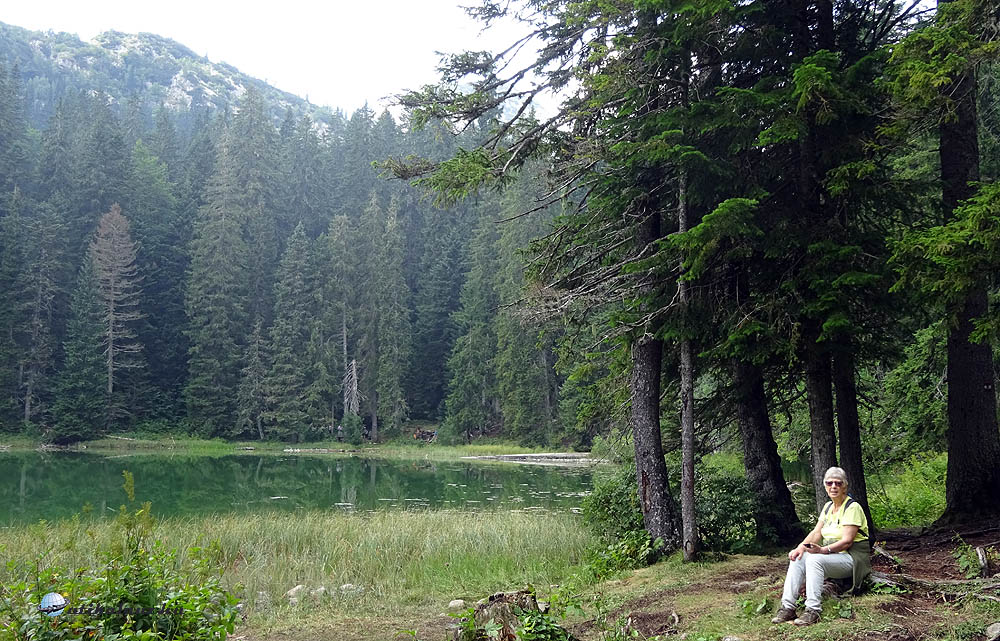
left=0, top=0, right=527, bottom=114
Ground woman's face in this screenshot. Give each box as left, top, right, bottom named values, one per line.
left=824, top=477, right=846, bottom=500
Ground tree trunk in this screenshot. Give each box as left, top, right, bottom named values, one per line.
left=630, top=204, right=680, bottom=552
left=677, top=172, right=698, bottom=562
left=935, top=2, right=1000, bottom=523
left=631, top=335, right=680, bottom=550
left=804, top=320, right=838, bottom=512
left=733, top=360, right=803, bottom=545
left=833, top=348, right=873, bottom=529
left=940, top=288, right=1000, bottom=522
left=341, top=313, right=349, bottom=413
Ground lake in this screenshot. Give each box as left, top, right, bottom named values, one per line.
left=0, top=451, right=594, bottom=525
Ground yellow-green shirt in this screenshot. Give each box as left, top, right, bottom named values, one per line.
left=820, top=500, right=868, bottom=547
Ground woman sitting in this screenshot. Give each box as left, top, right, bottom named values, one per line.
left=772, top=466, right=871, bottom=626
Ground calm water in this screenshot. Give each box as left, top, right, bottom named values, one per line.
left=0, top=452, right=593, bottom=525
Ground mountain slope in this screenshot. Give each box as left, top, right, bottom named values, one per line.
left=0, top=21, right=339, bottom=127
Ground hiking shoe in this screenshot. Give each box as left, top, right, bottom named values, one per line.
left=771, top=607, right=797, bottom=624
left=793, top=608, right=821, bottom=626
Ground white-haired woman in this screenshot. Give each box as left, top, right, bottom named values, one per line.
left=772, top=466, right=871, bottom=626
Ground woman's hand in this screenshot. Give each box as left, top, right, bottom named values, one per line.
left=789, top=544, right=807, bottom=561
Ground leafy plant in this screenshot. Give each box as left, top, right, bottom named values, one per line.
left=740, top=596, right=772, bottom=618
left=585, top=531, right=663, bottom=579
left=516, top=608, right=572, bottom=641
left=951, top=536, right=988, bottom=579
left=0, top=473, right=238, bottom=641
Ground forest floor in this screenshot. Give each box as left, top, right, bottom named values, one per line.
left=235, top=524, right=1000, bottom=641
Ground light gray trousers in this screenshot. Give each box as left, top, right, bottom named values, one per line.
left=780, top=551, right=854, bottom=611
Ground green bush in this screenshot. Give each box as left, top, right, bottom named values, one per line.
left=582, top=457, right=761, bottom=561
left=869, top=453, right=946, bottom=528
left=581, top=464, right=644, bottom=539
left=0, top=473, right=238, bottom=641
left=695, top=465, right=759, bottom=553
left=584, top=530, right=664, bottom=578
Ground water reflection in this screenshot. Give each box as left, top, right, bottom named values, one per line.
left=0, top=452, right=592, bottom=524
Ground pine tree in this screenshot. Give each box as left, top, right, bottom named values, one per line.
left=184, top=147, right=250, bottom=436
left=442, top=215, right=500, bottom=442
left=49, top=256, right=105, bottom=443
left=127, top=141, right=186, bottom=416
left=14, top=199, right=66, bottom=424
left=409, top=208, right=466, bottom=419
left=264, top=223, right=315, bottom=441
left=236, top=319, right=268, bottom=440
left=228, top=88, right=282, bottom=324
left=323, top=215, right=352, bottom=424
left=373, top=200, right=412, bottom=439
left=0, top=190, right=29, bottom=425
left=90, top=204, right=146, bottom=428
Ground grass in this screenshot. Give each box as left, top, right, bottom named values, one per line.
left=4, top=510, right=996, bottom=640
left=0, top=509, right=592, bottom=621
left=549, top=553, right=998, bottom=641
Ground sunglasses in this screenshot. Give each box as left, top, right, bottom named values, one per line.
left=824, top=480, right=844, bottom=487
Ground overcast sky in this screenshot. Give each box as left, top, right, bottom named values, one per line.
left=0, top=0, right=526, bottom=114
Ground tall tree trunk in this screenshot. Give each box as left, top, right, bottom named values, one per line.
left=804, top=320, right=838, bottom=512
left=941, top=287, right=1000, bottom=522
left=833, top=348, right=873, bottom=529
left=631, top=335, right=680, bottom=550
left=734, top=360, right=803, bottom=545
left=630, top=206, right=680, bottom=552
left=341, top=312, right=349, bottom=414
left=677, top=172, right=698, bottom=562
left=936, top=0, right=1000, bottom=523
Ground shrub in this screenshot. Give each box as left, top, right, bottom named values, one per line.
left=0, top=473, right=238, bottom=641
left=582, top=457, right=761, bottom=561
left=869, top=453, right=946, bottom=528
left=695, top=464, right=759, bottom=553
left=581, top=463, right=643, bottom=539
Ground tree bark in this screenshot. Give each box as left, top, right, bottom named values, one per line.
left=678, top=172, right=698, bottom=562
left=631, top=335, right=680, bottom=550
left=833, top=348, right=873, bottom=529
left=733, top=360, right=804, bottom=545
left=935, top=1, right=1000, bottom=523
left=630, top=204, right=680, bottom=552
left=941, top=288, right=1000, bottom=522
left=803, top=319, right=838, bottom=512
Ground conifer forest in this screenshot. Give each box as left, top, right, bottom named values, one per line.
left=3, top=0, right=1000, bottom=544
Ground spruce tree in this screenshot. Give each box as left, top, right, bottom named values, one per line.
left=373, top=200, right=412, bottom=439
left=184, top=145, right=250, bottom=436
left=127, top=141, right=186, bottom=416
left=264, top=222, right=315, bottom=441
left=236, top=319, right=269, bottom=440
left=442, top=215, right=500, bottom=442
left=49, top=256, right=105, bottom=443
left=14, top=199, right=66, bottom=424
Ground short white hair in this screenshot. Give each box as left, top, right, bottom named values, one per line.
left=823, top=466, right=849, bottom=487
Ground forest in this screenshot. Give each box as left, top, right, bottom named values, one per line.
left=2, top=0, right=1000, bottom=550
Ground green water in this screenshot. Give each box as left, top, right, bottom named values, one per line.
left=0, top=452, right=593, bottom=525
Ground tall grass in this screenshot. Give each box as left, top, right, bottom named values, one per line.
left=0, top=510, right=592, bottom=617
